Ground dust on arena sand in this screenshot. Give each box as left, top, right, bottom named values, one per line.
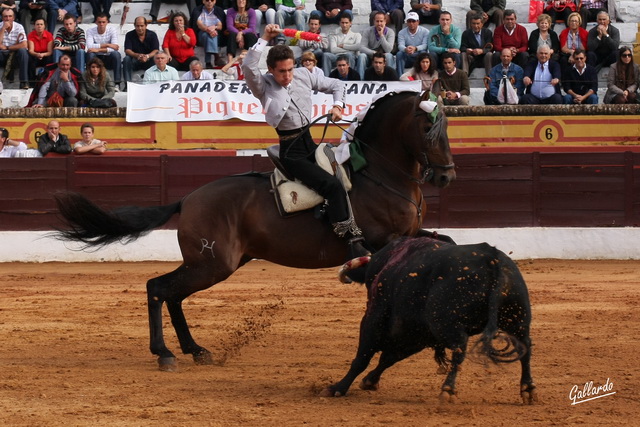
left=0, top=259, right=638, bottom=426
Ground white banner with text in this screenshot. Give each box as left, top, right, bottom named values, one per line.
left=125, top=80, right=421, bottom=123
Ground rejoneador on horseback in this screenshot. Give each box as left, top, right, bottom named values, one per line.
left=242, top=23, right=369, bottom=257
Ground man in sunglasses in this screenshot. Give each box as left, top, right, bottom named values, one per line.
left=562, top=48, right=598, bottom=104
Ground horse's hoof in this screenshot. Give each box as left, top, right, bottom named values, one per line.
left=319, top=387, right=343, bottom=397
left=193, top=349, right=214, bottom=365
left=521, top=384, right=538, bottom=404
left=439, top=389, right=457, bottom=404
left=436, top=365, right=448, bottom=375
left=359, top=379, right=379, bottom=391
left=158, top=356, right=177, bottom=372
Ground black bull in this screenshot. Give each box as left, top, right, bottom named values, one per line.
left=322, top=236, right=538, bottom=404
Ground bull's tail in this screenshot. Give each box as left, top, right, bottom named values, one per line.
left=53, top=192, right=181, bottom=249
left=473, top=252, right=527, bottom=364
left=338, top=256, right=371, bottom=284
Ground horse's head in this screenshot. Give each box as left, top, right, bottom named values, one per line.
left=411, top=90, right=456, bottom=188
left=354, top=90, right=455, bottom=188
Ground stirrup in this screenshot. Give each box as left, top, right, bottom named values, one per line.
left=332, top=217, right=362, bottom=238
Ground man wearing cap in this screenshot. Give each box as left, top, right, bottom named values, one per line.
left=395, top=11, right=429, bottom=75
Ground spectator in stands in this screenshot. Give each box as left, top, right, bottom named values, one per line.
left=0, top=127, right=27, bottom=157
left=395, top=11, right=428, bottom=76
left=562, top=48, right=598, bottom=104
left=89, top=0, right=112, bottom=20
left=438, top=51, right=470, bottom=105
left=18, top=0, right=47, bottom=32
left=321, top=13, right=360, bottom=76
left=544, top=0, right=577, bottom=27
left=163, top=11, right=198, bottom=71
left=357, top=11, right=394, bottom=78
left=250, top=0, right=276, bottom=26
left=274, top=0, right=307, bottom=44
left=1, top=0, right=17, bottom=13
left=0, top=7, right=29, bottom=89
left=604, top=46, right=638, bottom=104
left=491, top=9, right=528, bottom=68
left=294, top=15, right=327, bottom=66
left=409, top=0, right=441, bottom=25
left=558, top=12, right=588, bottom=76
left=191, top=0, right=227, bottom=53
left=427, top=11, right=462, bottom=69
left=363, top=50, right=397, bottom=81
left=299, top=51, right=324, bottom=76
left=226, top=0, right=258, bottom=65
left=520, top=44, right=562, bottom=104
left=181, top=59, right=214, bottom=79
left=369, top=0, right=403, bottom=47
left=27, top=17, right=53, bottom=85
left=150, top=0, right=197, bottom=24
left=33, top=54, right=80, bottom=106
left=527, top=14, right=560, bottom=61
left=579, top=0, right=622, bottom=29
left=484, top=48, right=524, bottom=105
left=73, top=122, right=107, bottom=154
left=460, top=12, right=493, bottom=78
left=310, top=0, right=352, bottom=25
left=221, top=49, right=246, bottom=79
left=196, top=0, right=225, bottom=68
left=466, top=0, right=504, bottom=29
left=46, top=0, right=78, bottom=34
left=79, top=56, right=116, bottom=107
left=85, top=13, right=121, bottom=89
left=399, top=51, right=438, bottom=91
left=586, top=10, right=619, bottom=72
left=123, top=16, right=159, bottom=88
left=143, top=50, right=178, bottom=83
left=37, top=120, right=72, bottom=156
left=53, top=14, right=85, bottom=72
left=328, top=53, right=359, bottom=80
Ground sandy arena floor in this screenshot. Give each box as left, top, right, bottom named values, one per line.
left=0, top=259, right=638, bottom=426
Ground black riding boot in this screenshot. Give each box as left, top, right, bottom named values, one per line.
left=332, top=218, right=371, bottom=258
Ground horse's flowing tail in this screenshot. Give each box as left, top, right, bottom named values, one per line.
left=54, top=192, right=181, bottom=249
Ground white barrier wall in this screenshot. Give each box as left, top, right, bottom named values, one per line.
left=2, top=228, right=639, bottom=262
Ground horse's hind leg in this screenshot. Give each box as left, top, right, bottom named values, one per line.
left=147, top=261, right=230, bottom=370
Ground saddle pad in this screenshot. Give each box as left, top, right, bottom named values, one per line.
left=271, top=143, right=352, bottom=214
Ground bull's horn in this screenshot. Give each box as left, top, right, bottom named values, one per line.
left=338, top=256, right=371, bottom=284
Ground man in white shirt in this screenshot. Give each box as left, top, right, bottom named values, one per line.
left=143, top=51, right=179, bottom=83
left=0, top=8, right=29, bottom=89
left=85, top=13, right=122, bottom=88
left=181, top=60, right=214, bottom=80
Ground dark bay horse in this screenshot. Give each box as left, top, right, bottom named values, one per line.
left=54, top=90, right=456, bottom=370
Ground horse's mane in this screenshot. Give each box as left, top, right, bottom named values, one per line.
left=356, top=91, right=447, bottom=148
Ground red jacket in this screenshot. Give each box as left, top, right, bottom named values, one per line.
left=493, top=24, right=528, bottom=53
left=559, top=27, right=589, bottom=51
left=162, top=28, right=197, bottom=63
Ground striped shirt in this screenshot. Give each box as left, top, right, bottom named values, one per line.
left=54, top=27, right=86, bottom=51
left=3, top=22, right=26, bottom=46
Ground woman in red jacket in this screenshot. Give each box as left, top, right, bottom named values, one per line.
left=163, top=11, right=199, bottom=71
left=558, top=12, right=588, bottom=74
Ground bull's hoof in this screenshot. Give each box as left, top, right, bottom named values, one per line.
left=359, top=379, right=379, bottom=391
left=521, top=383, right=538, bottom=405
left=158, top=356, right=177, bottom=372
left=193, top=349, right=214, bottom=365
left=319, top=386, right=344, bottom=397
left=439, top=388, right=457, bottom=404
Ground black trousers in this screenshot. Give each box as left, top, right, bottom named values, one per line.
left=278, top=128, right=349, bottom=224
